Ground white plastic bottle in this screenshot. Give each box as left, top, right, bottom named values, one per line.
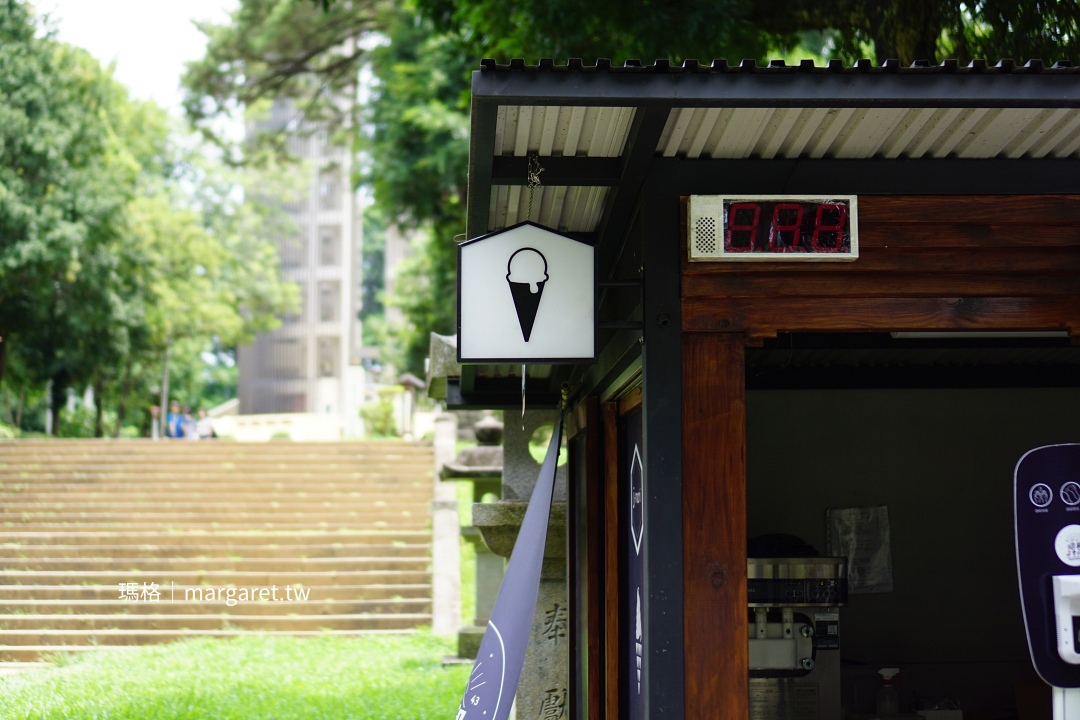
left=876, top=667, right=900, bottom=716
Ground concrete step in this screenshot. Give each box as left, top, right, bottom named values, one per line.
left=0, top=613, right=433, bottom=631
left=3, top=464, right=434, bottom=474
left=0, top=583, right=431, bottom=601
left=0, top=437, right=436, bottom=666
left=1, top=496, right=429, bottom=507
left=0, top=454, right=434, bottom=464
left=0, top=478, right=431, bottom=489
left=0, top=597, right=430, bottom=615
left=0, top=510, right=427, bottom=524
left=0, top=569, right=431, bottom=586
left=0, top=444, right=430, bottom=453
left=0, top=451, right=431, bottom=461
left=0, top=543, right=430, bottom=559
left=0, top=455, right=433, bottom=466
left=0, top=556, right=430, bottom=572
left=0, top=530, right=429, bottom=545
left=0, top=440, right=431, bottom=452
left=0, top=521, right=430, bottom=532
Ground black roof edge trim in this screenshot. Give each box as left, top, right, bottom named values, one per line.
left=476, top=58, right=1080, bottom=74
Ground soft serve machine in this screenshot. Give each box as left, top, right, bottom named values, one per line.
left=748, top=556, right=848, bottom=720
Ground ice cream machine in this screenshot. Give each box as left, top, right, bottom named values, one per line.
left=748, top=557, right=848, bottom=720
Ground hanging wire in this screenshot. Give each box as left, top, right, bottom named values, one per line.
left=526, top=154, right=544, bottom=222
left=521, top=155, right=543, bottom=430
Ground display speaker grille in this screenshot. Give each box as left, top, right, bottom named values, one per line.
left=687, top=195, right=723, bottom=260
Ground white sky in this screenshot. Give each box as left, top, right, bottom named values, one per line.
left=38, top=0, right=238, bottom=115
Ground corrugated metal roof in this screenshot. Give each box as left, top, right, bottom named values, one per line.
left=495, top=105, right=636, bottom=157
left=656, top=106, right=1080, bottom=160
left=471, top=58, right=1080, bottom=236
left=487, top=184, right=610, bottom=232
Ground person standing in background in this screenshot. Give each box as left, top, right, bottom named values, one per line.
left=196, top=409, right=217, bottom=439
left=165, top=401, right=185, bottom=439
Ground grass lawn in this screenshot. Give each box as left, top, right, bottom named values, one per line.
left=0, top=634, right=471, bottom=720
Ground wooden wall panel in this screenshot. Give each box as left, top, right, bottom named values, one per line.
left=856, top=195, right=1080, bottom=225
left=683, top=248, right=1080, bottom=275
left=684, top=296, right=1080, bottom=337
left=569, top=398, right=604, bottom=720
left=602, top=402, right=621, bottom=720
left=682, top=333, right=748, bottom=720
left=680, top=195, right=1080, bottom=338
left=857, top=223, right=1080, bottom=248
left=674, top=194, right=1078, bottom=719
left=685, top=272, right=1080, bottom=299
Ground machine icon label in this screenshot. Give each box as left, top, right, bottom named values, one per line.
left=1032, top=483, right=1054, bottom=508
left=1062, top=482, right=1080, bottom=507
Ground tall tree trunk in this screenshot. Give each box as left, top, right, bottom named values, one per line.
left=15, top=387, right=24, bottom=429
left=46, top=379, right=56, bottom=435
left=0, top=336, right=6, bottom=389
left=93, top=377, right=105, bottom=438
left=114, top=357, right=133, bottom=438
left=159, top=343, right=171, bottom=439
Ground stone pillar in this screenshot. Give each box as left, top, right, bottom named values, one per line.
left=474, top=408, right=568, bottom=720
left=431, top=413, right=461, bottom=636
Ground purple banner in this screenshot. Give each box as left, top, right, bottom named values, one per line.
left=455, top=413, right=564, bottom=720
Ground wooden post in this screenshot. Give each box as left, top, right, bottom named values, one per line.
left=682, top=332, right=748, bottom=719
left=602, top=401, right=621, bottom=718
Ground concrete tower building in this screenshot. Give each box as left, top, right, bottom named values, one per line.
left=237, top=98, right=364, bottom=438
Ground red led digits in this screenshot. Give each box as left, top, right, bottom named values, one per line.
left=811, top=203, right=848, bottom=252
left=726, top=203, right=761, bottom=252
left=724, top=199, right=850, bottom=255
left=768, top=203, right=804, bottom=251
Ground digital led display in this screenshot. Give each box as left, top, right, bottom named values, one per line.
left=688, top=195, right=859, bottom=262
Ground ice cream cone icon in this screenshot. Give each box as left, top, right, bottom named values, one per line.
left=506, top=247, right=549, bottom=342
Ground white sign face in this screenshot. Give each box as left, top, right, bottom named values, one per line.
left=458, top=222, right=595, bottom=363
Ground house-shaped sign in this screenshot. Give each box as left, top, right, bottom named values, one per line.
left=458, top=222, right=596, bottom=363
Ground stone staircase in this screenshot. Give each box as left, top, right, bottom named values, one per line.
left=0, top=439, right=434, bottom=665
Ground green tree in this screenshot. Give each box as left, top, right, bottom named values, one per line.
left=419, top=0, right=1080, bottom=65
left=183, top=0, right=382, bottom=159
left=0, top=1, right=299, bottom=435
left=0, top=5, right=140, bottom=424
left=183, top=0, right=1080, bottom=375
left=360, top=3, right=470, bottom=372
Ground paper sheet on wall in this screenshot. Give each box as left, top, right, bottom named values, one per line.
left=826, top=505, right=894, bottom=593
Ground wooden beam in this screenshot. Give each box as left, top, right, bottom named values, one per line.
left=683, top=272, right=1080, bottom=299
left=857, top=195, right=1080, bottom=225
left=857, top=223, right=1080, bottom=248
left=683, top=296, right=1080, bottom=337
left=682, top=333, right=748, bottom=720
left=602, top=401, right=621, bottom=719
left=683, top=248, right=1080, bottom=275
left=571, top=397, right=604, bottom=720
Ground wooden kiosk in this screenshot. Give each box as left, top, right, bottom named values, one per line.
left=451, top=59, right=1080, bottom=720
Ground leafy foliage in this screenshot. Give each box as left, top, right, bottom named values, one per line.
left=184, top=0, right=1080, bottom=375
left=184, top=0, right=382, bottom=159
left=0, top=2, right=298, bottom=435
